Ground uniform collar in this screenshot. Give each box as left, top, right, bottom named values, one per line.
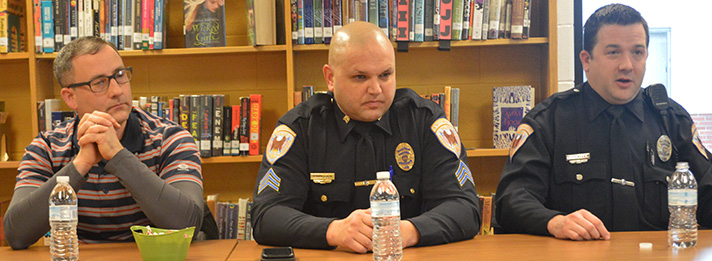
left=332, top=94, right=392, bottom=142
left=71, top=108, right=144, bottom=155
left=584, top=82, right=645, bottom=123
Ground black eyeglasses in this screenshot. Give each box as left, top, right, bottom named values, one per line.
left=65, top=67, right=133, bottom=93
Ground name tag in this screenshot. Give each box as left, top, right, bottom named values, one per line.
left=566, top=153, right=590, bottom=164
left=310, top=173, right=335, bottom=184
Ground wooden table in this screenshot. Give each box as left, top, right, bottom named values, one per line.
left=1, top=231, right=710, bottom=260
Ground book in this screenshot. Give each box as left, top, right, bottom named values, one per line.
left=492, top=85, right=534, bottom=149
left=239, top=97, right=250, bottom=155
left=53, top=0, right=64, bottom=51
left=231, top=105, right=240, bottom=156
left=451, top=0, right=463, bottom=40
left=521, top=0, right=530, bottom=39
left=153, top=0, right=165, bottom=49
left=480, top=0, right=488, bottom=40
left=222, top=105, right=232, bottom=155
left=509, top=0, right=523, bottom=39
left=296, top=0, right=304, bottom=44
left=237, top=198, right=248, bottom=240
left=500, top=0, right=510, bottom=38
left=450, top=87, right=459, bottom=131
left=249, top=94, right=261, bottom=156
left=461, top=0, right=471, bottom=40
left=303, top=0, right=313, bottom=44
left=180, top=95, right=190, bottom=130
left=302, top=85, right=313, bottom=102
left=44, top=98, right=61, bottom=131
left=331, top=0, right=341, bottom=37
left=437, top=0, right=451, bottom=40
left=323, top=0, right=332, bottom=43
left=200, top=94, right=213, bottom=157
left=183, top=0, right=226, bottom=47
left=423, top=0, right=433, bottom=41
left=40, top=0, right=54, bottom=53
left=36, top=101, right=46, bottom=132
left=471, top=0, right=483, bottom=40
left=189, top=95, right=200, bottom=147
left=290, top=0, right=297, bottom=44
left=413, top=0, right=424, bottom=42
left=487, top=0, right=501, bottom=39
left=395, top=0, right=408, bottom=41
left=478, top=195, right=493, bottom=235
left=443, top=85, right=451, bottom=121
left=212, top=94, right=224, bottom=156
left=313, top=0, right=322, bottom=44
left=246, top=0, right=276, bottom=46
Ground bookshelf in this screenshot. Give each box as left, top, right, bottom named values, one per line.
left=0, top=0, right=557, bottom=201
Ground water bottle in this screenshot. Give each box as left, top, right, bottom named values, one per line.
left=49, top=176, right=78, bottom=260
left=668, top=162, right=697, bottom=248
left=370, top=171, right=402, bottom=261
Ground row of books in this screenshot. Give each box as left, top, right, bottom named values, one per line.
left=33, top=0, right=169, bottom=53
left=289, top=0, right=533, bottom=45
left=0, top=0, right=25, bottom=53
left=206, top=196, right=254, bottom=240
left=418, top=86, right=460, bottom=131
left=137, top=94, right=263, bottom=158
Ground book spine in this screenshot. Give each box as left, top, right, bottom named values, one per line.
left=104, top=0, right=110, bottom=41
left=432, top=0, right=438, bottom=40
left=140, top=0, right=148, bottom=49
left=36, top=101, right=46, bottom=132
left=521, top=0, right=529, bottom=39
left=471, top=0, right=482, bottom=40
left=34, top=0, right=42, bottom=52
left=359, top=0, right=367, bottom=22
left=438, top=0, right=451, bottom=40
left=237, top=198, right=247, bottom=240
left=451, top=0, right=462, bottom=40
left=212, top=95, right=224, bottom=157
left=332, top=0, right=341, bottom=34
left=239, top=97, right=250, bottom=155
left=461, top=0, right=471, bottom=40
left=200, top=94, right=213, bottom=158
left=246, top=0, right=255, bottom=46
left=322, top=0, right=332, bottom=44
left=377, top=0, right=387, bottom=37
left=499, top=0, right=509, bottom=38
left=179, top=95, right=190, bottom=130
left=77, top=0, right=83, bottom=37
left=227, top=203, right=238, bottom=239
left=395, top=0, right=408, bottom=42
left=487, top=0, right=500, bottom=39
left=0, top=0, right=8, bottom=53
left=132, top=0, right=140, bottom=48
left=509, top=0, right=522, bottom=39
left=171, top=97, right=180, bottom=123
left=189, top=95, right=200, bottom=147
left=122, top=0, right=131, bottom=49
left=249, top=94, right=261, bottom=156
left=423, top=0, right=433, bottom=41
left=480, top=0, right=487, bottom=39
left=222, top=105, right=232, bottom=156
left=297, top=0, right=304, bottom=44
left=367, top=0, right=376, bottom=25
left=231, top=105, right=240, bottom=156
left=443, top=85, right=451, bottom=121
left=413, top=0, right=423, bottom=41
left=92, top=0, right=100, bottom=38
left=147, top=0, right=154, bottom=49
left=53, top=0, right=63, bottom=51
left=84, top=0, right=92, bottom=37
left=290, top=0, right=297, bottom=44
left=152, top=0, right=162, bottom=49
left=390, top=0, right=397, bottom=40
left=41, top=0, right=54, bottom=53
left=245, top=201, right=253, bottom=240
left=313, top=0, right=322, bottom=44
left=450, top=87, right=459, bottom=131
left=303, top=0, right=313, bottom=44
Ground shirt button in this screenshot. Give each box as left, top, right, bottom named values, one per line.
left=410, top=188, right=415, bottom=194
left=576, top=174, right=583, bottom=181
left=321, top=195, right=328, bottom=202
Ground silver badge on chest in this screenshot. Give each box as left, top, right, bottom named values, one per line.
left=657, top=135, right=672, bottom=162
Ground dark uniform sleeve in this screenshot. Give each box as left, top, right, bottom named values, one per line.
left=494, top=108, right=565, bottom=236
left=668, top=103, right=712, bottom=228
left=250, top=119, right=336, bottom=249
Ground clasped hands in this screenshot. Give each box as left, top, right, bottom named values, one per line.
left=326, top=209, right=420, bottom=253
left=72, top=111, right=123, bottom=175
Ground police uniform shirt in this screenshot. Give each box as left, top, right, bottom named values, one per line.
left=251, top=88, right=480, bottom=249
left=495, top=82, right=712, bottom=236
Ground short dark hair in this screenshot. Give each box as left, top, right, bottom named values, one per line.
left=583, top=4, right=649, bottom=57
left=54, top=36, right=119, bottom=87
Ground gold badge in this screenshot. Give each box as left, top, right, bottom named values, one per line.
left=657, top=135, right=672, bottom=162
left=310, top=173, right=335, bottom=184
left=395, top=142, right=415, bottom=171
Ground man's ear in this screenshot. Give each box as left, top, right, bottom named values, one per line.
left=323, top=64, right=335, bottom=93
left=580, top=50, right=591, bottom=73
left=60, top=87, right=79, bottom=110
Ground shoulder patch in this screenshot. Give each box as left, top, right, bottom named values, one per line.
left=509, top=123, right=534, bottom=160
left=266, top=125, right=297, bottom=165
left=692, top=123, right=709, bottom=160
left=431, top=118, right=462, bottom=158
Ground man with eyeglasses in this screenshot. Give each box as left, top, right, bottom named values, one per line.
left=3, top=36, right=204, bottom=249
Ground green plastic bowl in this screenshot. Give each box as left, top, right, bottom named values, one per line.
left=130, top=225, right=195, bottom=261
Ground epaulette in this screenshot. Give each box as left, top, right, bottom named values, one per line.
left=392, top=88, right=442, bottom=115
left=279, top=92, right=334, bottom=124
left=525, top=85, right=583, bottom=119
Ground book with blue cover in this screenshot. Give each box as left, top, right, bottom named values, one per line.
left=492, top=85, right=534, bottom=149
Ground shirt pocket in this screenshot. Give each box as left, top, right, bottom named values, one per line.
left=642, top=163, right=672, bottom=228
left=306, top=182, right=352, bottom=218
left=393, top=173, right=421, bottom=219
left=552, top=161, right=608, bottom=214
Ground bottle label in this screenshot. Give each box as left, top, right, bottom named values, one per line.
left=371, top=201, right=400, bottom=217
left=49, top=205, right=78, bottom=221
left=668, top=189, right=697, bottom=206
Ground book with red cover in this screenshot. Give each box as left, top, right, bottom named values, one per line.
left=248, top=94, right=262, bottom=156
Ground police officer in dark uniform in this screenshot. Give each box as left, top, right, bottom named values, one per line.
left=250, top=21, right=480, bottom=252
left=495, top=4, right=712, bottom=241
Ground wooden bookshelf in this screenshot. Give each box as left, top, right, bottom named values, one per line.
left=0, top=0, right=558, bottom=199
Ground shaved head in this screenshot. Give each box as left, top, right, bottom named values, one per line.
left=328, top=21, right=394, bottom=68
left=322, top=21, right=396, bottom=122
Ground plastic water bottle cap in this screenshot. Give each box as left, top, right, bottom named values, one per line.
left=56, top=176, right=70, bottom=183
left=376, top=171, right=390, bottom=180
left=639, top=242, right=653, bottom=249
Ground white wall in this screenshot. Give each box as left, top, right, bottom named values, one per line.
left=557, top=1, right=712, bottom=113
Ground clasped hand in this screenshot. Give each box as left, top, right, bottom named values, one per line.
left=73, top=111, right=123, bottom=175
left=326, top=209, right=419, bottom=253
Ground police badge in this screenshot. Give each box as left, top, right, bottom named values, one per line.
left=395, top=142, right=415, bottom=171
left=657, top=135, right=672, bottom=162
